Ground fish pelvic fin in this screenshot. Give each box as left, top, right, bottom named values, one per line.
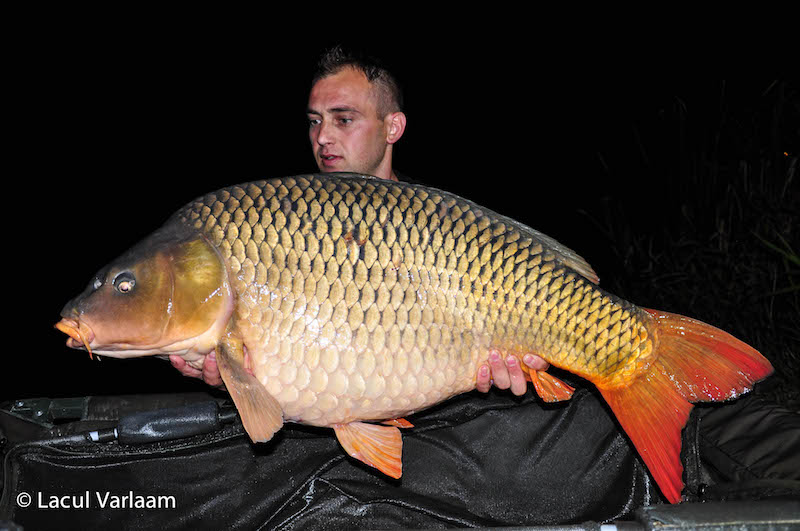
left=334, top=422, right=404, bottom=479
left=216, top=335, right=284, bottom=443
left=597, top=308, right=773, bottom=503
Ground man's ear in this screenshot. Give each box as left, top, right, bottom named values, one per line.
left=386, top=112, right=407, bottom=144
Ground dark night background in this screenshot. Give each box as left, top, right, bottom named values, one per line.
left=6, top=36, right=798, bottom=410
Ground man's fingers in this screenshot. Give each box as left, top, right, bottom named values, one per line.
left=476, top=364, right=492, bottom=393
left=505, top=356, right=528, bottom=396
left=522, top=354, right=549, bottom=371
left=488, top=350, right=511, bottom=389
left=170, top=354, right=222, bottom=385
left=474, top=351, right=553, bottom=396
left=169, top=355, right=185, bottom=370
left=202, top=351, right=224, bottom=388
left=169, top=355, right=203, bottom=378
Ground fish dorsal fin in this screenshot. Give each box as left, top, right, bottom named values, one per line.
left=556, top=253, right=599, bottom=285
left=430, top=183, right=601, bottom=285
left=216, top=335, right=284, bottom=442
left=530, top=228, right=600, bottom=284
left=334, top=422, right=404, bottom=478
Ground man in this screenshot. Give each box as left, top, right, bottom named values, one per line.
left=171, top=46, right=549, bottom=392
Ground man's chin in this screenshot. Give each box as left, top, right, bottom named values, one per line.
left=319, top=158, right=348, bottom=172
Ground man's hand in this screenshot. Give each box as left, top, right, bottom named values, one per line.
left=476, top=349, right=549, bottom=395
left=169, top=352, right=224, bottom=388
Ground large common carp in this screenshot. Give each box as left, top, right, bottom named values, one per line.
left=56, top=173, right=773, bottom=503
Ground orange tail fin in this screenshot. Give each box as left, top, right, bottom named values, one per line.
left=598, top=308, right=773, bottom=503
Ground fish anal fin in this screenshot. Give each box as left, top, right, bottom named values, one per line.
left=598, top=308, right=773, bottom=503
left=216, top=336, right=284, bottom=443
left=381, top=417, right=414, bottom=428
left=517, top=359, right=575, bottom=402
left=529, top=370, right=575, bottom=402
left=334, top=422, right=403, bottom=479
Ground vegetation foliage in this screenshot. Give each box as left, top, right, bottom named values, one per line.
left=583, top=81, right=798, bottom=411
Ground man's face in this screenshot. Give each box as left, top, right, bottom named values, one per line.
left=307, top=67, right=392, bottom=178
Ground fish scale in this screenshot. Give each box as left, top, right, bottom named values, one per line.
left=173, top=174, right=651, bottom=425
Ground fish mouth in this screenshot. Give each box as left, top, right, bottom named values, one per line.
left=55, top=317, right=96, bottom=359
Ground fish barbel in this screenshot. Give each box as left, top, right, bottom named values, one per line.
left=55, top=173, right=773, bottom=503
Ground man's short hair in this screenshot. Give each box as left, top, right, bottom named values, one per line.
left=312, top=45, right=404, bottom=118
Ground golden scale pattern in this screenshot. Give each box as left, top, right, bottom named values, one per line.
left=175, top=175, right=653, bottom=425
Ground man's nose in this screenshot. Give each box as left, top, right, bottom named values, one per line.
left=315, top=120, right=334, bottom=145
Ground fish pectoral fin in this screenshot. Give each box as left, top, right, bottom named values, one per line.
left=216, top=336, right=283, bottom=443
left=333, top=422, right=404, bottom=479
left=381, top=417, right=414, bottom=428
left=529, top=370, right=575, bottom=402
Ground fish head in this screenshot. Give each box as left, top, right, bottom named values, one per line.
left=56, top=228, right=233, bottom=359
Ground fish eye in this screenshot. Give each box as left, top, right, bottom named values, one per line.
left=113, top=271, right=136, bottom=294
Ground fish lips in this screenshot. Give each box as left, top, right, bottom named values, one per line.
left=56, top=278, right=101, bottom=353
left=54, top=315, right=96, bottom=354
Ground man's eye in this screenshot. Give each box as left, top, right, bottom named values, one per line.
left=308, top=118, right=321, bottom=127
left=337, top=118, right=352, bottom=126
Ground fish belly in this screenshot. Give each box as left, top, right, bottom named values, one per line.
left=175, top=175, right=653, bottom=426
